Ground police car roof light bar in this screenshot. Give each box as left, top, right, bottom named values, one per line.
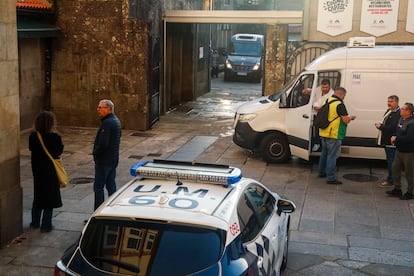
left=130, top=159, right=242, bottom=187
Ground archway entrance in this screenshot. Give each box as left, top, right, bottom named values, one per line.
left=160, top=10, right=302, bottom=119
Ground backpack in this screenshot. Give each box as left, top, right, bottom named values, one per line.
left=313, top=99, right=340, bottom=129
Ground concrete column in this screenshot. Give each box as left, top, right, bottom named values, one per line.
left=0, top=0, right=23, bottom=245
left=263, top=24, right=288, bottom=96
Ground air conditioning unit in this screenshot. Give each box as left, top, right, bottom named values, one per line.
left=347, top=37, right=376, bottom=48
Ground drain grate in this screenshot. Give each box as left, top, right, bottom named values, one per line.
left=343, top=174, right=378, bottom=183
left=70, top=177, right=94, bottom=184
left=129, top=155, right=144, bottom=159
left=148, top=153, right=162, bottom=157
left=175, top=105, right=193, bottom=113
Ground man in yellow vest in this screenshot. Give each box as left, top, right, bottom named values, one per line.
left=318, top=87, right=356, bottom=184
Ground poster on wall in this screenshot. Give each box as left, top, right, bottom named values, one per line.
left=360, top=0, right=400, bottom=36
left=407, top=0, right=414, bottom=33
left=317, top=0, right=354, bottom=36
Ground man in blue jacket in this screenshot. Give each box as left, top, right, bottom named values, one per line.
left=375, top=95, right=400, bottom=187
left=386, top=102, right=414, bottom=200
left=93, top=99, right=122, bottom=210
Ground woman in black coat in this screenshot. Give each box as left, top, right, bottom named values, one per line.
left=29, top=111, right=64, bottom=233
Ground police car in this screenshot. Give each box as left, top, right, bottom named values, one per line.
left=55, top=159, right=295, bottom=276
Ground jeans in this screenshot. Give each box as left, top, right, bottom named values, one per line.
left=384, top=147, right=396, bottom=184
left=312, top=123, right=321, bottom=146
left=94, top=164, right=117, bottom=210
left=31, top=203, right=53, bottom=231
left=392, top=151, right=414, bottom=193
left=318, top=137, right=342, bottom=181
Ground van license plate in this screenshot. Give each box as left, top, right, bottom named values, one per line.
left=237, top=72, right=247, bottom=76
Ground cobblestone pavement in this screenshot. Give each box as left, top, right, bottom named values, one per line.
left=1, top=75, right=414, bottom=275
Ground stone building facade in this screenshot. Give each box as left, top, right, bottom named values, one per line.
left=52, top=0, right=153, bottom=130
left=0, top=0, right=22, bottom=246
left=52, top=0, right=208, bottom=131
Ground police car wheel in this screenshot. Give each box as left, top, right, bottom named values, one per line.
left=260, top=133, right=290, bottom=163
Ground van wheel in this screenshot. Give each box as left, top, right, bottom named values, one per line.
left=260, top=133, right=290, bottom=163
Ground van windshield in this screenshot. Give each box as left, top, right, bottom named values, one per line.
left=268, top=78, right=296, bottom=102
left=80, top=218, right=225, bottom=275
left=229, top=42, right=262, bottom=57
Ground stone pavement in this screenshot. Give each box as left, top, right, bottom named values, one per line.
left=2, top=85, right=414, bottom=275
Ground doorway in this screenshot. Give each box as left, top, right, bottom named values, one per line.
left=162, top=10, right=303, bottom=115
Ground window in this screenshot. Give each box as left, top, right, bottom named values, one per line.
left=80, top=219, right=225, bottom=276
left=280, top=74, right=315, bottom=108
left=237, top=183, right=275, bottom=243
left=317, top=71, right=341, bottom=89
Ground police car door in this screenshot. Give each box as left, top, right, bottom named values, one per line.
left=281, top=72, right=316, bottom=161
left=238, top=183, right=279, bottom=275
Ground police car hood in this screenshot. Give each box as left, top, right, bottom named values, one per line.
left=236, top=96, right=273, bottom=114
left=96, top=178, right=240, bottom=231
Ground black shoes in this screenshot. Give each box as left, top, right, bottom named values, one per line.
left=29, top=223, right=39, bottom=229
left=40, top=226, right=54, bottom=233
left=31, top=222, right=53, bottom=232
left=327, top=179, right=342, bottom=185
left=386, top=189, right=413, bottom=200
left=386, top=188, right=402, bottom=197
left=400, top=192, right=414, bottom=200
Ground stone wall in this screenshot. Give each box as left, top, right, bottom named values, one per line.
left=263, top=24, right=288, bottom=96
left=0, top=0, right=23, bottom=246
left=53, top=0, right=151, bottom=130
left=19, top=38, right=45, bottom=130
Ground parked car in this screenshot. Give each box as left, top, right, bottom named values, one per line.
left=55, top=159, right=295, bottom=276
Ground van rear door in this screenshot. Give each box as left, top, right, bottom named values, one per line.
left=281, top=73, right=317, bottom=161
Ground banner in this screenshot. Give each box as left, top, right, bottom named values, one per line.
left=407, top=0, right=414, bottom=33
left=317, top=0, right=354, bottom=36
left=360, top=0, right=400, bottom=36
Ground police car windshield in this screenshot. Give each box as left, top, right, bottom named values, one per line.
left=80, top=218, right=225, bottom=275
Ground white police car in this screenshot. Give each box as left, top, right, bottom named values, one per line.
left=55, top=160, right=295, bottom=276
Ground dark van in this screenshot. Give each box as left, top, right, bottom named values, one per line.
left=224, top=34, right=264, bottom=83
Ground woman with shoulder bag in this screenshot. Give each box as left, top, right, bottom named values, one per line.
left=29, top=111, right=64, bottom=233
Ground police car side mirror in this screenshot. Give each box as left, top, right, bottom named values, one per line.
left=277, top=199, right=296, bottom=214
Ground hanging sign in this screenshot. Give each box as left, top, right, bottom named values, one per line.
left=317, top=0, right=354, bottom=36
left=360, top=0, right=400, bottom=36
left=407, top=0, right=414, bottom=33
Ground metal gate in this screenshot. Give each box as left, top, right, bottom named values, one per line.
left=149, top=36, right=160, bottom=127
left=284, top=41, right=344, bottom=83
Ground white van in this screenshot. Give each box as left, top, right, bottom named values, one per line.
left=233, top=39, right=414, bottom=163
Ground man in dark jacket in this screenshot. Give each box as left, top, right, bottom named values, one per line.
left=375, top=95, right=400, bottom=187
left=93, top=99, right=122, bottom=210
left=386, top=102, right=414, bottom=200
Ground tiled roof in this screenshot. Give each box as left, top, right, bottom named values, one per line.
left=16, top=0, right=53, bottom=10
